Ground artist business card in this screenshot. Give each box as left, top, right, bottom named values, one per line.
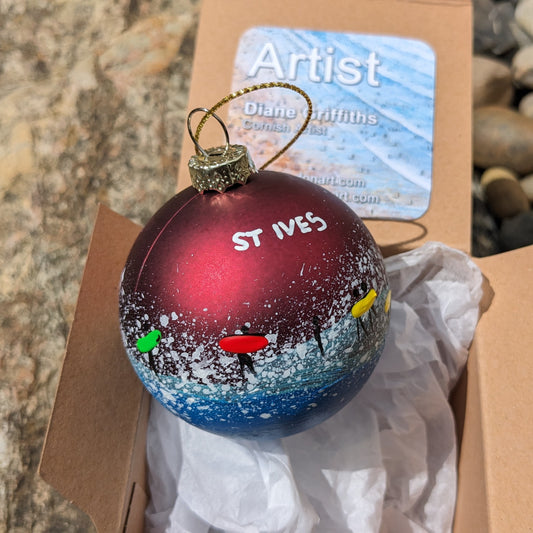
left=227, top=27, right=436, bottom=220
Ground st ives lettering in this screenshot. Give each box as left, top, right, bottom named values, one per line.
left=232, top=212, right=328, bottom=251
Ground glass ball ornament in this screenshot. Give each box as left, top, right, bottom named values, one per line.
left=119, top=107, right=390, bottom=439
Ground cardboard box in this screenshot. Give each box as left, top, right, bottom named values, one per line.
left=178, top=0, right=473, bottom=256
left=39, top=0, right=533, bottom=531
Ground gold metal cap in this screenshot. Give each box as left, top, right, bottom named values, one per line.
left=187, top=107, right=257, bottom=193
left=188, top=144, right=257, bottom=193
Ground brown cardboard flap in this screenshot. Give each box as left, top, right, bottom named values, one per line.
left=178, top=0, right=472, bottom=255
left=37, top=203, right=533, bottom=533
left=39, top=205, right=148, bottom=533
left=468, top=246, right=533, bottom=532
left=454, top=337, right=489, bottom=533
left=124, top=482, right=149, bottom=533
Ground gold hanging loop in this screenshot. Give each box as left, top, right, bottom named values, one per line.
left=193, top=82, right=313, bottom=170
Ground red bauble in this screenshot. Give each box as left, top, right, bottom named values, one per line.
left=119, top=170, right=390, bottom=438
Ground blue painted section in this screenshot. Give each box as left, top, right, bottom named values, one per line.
left=126, top=289, right=390, bottom=438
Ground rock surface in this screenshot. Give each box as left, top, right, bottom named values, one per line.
left=519, top=91, right=533, bottom=118
left=473, top=0, right=519, bottom=54
left=473, top=55, right=514, bottom=107
left=0, top=1, right=198, bottom=531
left=500, top=211, right=533, bottom=250
left=520, top=173, right=533, bottom=203
left=474, top=106, right=533, bottom=174
left=515, top=0, right=533, bottom=39
left=480, top=166, right=531, bottom=218
left=511, top=44, right=533, bottom=88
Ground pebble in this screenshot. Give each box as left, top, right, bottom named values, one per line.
left=499, top=211, right=533, bottom=250
left=510, top=15, right=533, bottom=49
left=472, top=174, right=501, bottom=256
left=473, top=106, right=533, bottom=174
left=474, top=0, right=518, bottom=54
left=515, top=0, right=533, bottom=40
left=519, top=173, right=533, bottom=203
left=511, top=44, right=533, bottom=88
left=473, top=55, right=514, bottom=107
left=518, top=92, right=533, bottom=118
left=480, top=166, right=530, bottom=218
left=473, top=0, right=497, bottom=53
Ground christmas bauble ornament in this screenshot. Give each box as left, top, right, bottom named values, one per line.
left=119, top=84, right=390, bottom=438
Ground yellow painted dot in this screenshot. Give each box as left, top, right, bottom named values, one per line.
left=384, top=289, right=392, bottom=313
left=351, top=289, right=377, bottom=318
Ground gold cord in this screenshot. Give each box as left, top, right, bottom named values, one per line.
left=193, top=82, right=313, bottom=170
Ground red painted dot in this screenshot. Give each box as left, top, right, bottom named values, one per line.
left=219, top=335, right=269, bottom=354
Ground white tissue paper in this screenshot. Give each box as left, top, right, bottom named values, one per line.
left=145, top=242, right=484, bottom=533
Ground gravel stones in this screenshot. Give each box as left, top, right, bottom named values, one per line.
left=473, top=0, right=533, bottom=254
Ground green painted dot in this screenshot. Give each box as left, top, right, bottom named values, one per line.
left=136, top=329, right=162, bottom=353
